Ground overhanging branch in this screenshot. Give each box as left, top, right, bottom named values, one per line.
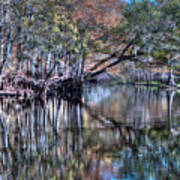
left=85, top=36, right=137, bottom=78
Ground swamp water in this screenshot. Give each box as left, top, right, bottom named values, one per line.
left=0, top=85, right=180, bottom=180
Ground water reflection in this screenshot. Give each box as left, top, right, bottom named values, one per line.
left=0, top=85, right=180, bottom=179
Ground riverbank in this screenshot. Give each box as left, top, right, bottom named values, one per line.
left=89, top=69, right=180, bottom=88
left=0, top=68, right=179, bottom=100
left=0, top=72, right=82, bottom=100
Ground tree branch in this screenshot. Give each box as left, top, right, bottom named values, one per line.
left=85, top=37, right=137, bottom=78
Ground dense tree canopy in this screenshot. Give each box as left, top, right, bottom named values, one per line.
left=0, top=0, right=179, bottom=97
left=120, top=0, right=180, bottom=63
left=0, top=0, right=89, bottom=80
left=84, top=0, right=180, bottom=80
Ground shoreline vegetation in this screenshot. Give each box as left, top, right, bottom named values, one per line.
left=0, top=70, right=179, bottom=101
left=0, top=0, right=179, bottom=100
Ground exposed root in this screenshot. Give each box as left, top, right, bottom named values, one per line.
left=0, top=72, right=82, bottom=100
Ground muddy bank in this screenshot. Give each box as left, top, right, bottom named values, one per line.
left=0, top=72, right=82, bottom=100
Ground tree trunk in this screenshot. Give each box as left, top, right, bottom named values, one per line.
left=169, top=68, right=176, bottom=86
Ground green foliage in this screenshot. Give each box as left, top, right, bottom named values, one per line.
left=0, top=0, right=90, bottom=78
left=111, top=0, right=180, bottom=67
left=1, top=0, right=179, bottom=78
left=151, top=50, right=168, bottom=61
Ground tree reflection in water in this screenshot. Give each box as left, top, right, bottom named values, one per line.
left=0, top=86, right=180, bottom=179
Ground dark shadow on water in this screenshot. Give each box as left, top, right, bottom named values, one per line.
left=0, top=85, right=180, bottom=179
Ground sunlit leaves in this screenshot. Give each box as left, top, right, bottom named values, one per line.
left=115, top=0, right=180, bottom=67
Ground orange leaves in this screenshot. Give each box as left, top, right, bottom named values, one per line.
left=69, top=0, right=124, bottom=55
left=72, top=0, right=122, bottom=29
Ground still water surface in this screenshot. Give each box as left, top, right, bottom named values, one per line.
left=0, top=85, right=180, bottom=179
